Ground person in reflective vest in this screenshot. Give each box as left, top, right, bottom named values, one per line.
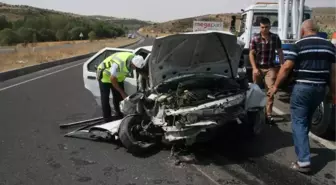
left=97, top=52, right=146, bottom=122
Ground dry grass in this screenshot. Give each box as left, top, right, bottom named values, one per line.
left=0, top=37, right=140, bottom=72
left=138, top=29, right=173, bottom=38
left=13, top=39, right=120, bottom=48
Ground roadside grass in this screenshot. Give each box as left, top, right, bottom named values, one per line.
left=16, top=39, right=118, bottom=48
left=138, top=30, right=172, bottom=37
left=0, top=37, right=140, bottom=72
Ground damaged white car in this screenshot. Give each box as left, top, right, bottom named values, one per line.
left=85, top=31, right=267, bottom=154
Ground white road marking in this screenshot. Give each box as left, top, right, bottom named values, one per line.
left=272, top=106, right=286, bottom=115
left=273, top=106, right=336, bottom=150
left=0, top=62, right=83, bottom=92
left=308, top=132, right=336, bottom=150
left=192, top=164, right=222, bottom=185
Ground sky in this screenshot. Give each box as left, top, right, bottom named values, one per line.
left=2, top=0, right=336, bottom=22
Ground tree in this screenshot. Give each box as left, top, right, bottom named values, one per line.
left=68, top=27, right=87, bottom=40
left=55, top=29, right=66, bottom=41
left=38, top=28, right=55, bottom=42
left=88, top=31, right=96, bottom=41
left=12, top=19, right=25, bottom=30
left=0, top=28, right=20, bottom=45
left=0, top=8, right=130, bottom=45
left=0, top=15, right=11, bottom=30
left=16, top=27, right=38, bottom=43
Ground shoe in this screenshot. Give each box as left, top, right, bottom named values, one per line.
left=266, top=115, right=276, bottom=125
left=290, top=162, right=311, bottom=173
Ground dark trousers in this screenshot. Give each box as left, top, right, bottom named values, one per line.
left=99, top=81, right=124, bottom=122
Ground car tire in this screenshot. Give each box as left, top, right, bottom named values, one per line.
left=118, top=115, right=157, bottom=154
left=310, top=99, right=335, bottom=138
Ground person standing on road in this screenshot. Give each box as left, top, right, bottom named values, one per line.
left=97, top=52, right=146, bottom=122
left=269, top=19, right=336, bottom=173
left=249, top=17, right=285, bottom=125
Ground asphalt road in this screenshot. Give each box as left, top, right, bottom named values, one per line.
left=0, top=38, right=335, bottom=185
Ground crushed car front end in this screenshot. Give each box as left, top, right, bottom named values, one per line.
left=114, top=31, right=266, bottom=153
left=144, top=73, right=247, bottom=142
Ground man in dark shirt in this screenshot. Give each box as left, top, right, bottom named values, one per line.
left=269, top=19, right=336, bottom=173
left=249, top=17, right=284, bottom=124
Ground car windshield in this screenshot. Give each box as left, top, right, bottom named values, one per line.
left=252, top=12, right=311, bottom=27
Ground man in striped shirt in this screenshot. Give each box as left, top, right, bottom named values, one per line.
left=269, top=19, right=336, bottom=173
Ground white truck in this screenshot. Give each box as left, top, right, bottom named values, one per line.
left=236, top=1, right=335, bottom=138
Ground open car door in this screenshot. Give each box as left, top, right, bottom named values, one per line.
left=83, top=48, right=134, bottom=106
left=123, top=46, right=152, bottom=95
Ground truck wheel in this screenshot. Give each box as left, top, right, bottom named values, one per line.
left=118, top=115, right=157, bottom=155
left=310, top=100, right=335, bottom=138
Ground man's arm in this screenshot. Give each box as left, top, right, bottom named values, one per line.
left=276, top=35, right=285, bottom=65
left=330, top=44, right=336, bottom=103
left=273, top=60, right=295, bottom=89
left=110, top=76, right=127, bottom=99
left=277, top=49, right=285, bottom=65
left=331, top=64, right=336, bottom=103
left=273, top=43, right=298, bottom=89
left=138, top=71, right=149, bottom=80
left=249, top=38, right=258, bottom=70
left=110, top=64, right=127, bottom=99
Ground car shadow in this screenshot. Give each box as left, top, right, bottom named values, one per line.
left=207, top=123, right=293, bottom=161
left=171, top=122, right=328, bottom=179
left=185, top=122, right=335, bottom=177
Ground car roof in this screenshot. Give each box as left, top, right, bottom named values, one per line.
left=100, top=46, right=153, bottom=52
left=140, top=45, right=153, bottom=51
left=156, top=30, right=235, bottom=39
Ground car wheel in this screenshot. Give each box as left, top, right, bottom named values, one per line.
left=310, top=99, right=335, bottom=138
left=118, top=115, right=157, bottom=154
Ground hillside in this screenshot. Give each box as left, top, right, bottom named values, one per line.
left=140, top=7, right=335, bottom=37
left=0, top=2, right=152, bottom=46
left=0, top=2, right=151, bottom=31
left=140, top=13, right=240, bottom=34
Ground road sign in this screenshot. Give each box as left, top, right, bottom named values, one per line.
left=193, top=21, right=224, bottom=32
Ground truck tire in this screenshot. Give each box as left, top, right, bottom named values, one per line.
left=310, top=99, right=335, bottom=138
left=118, top=115, right=157, bottom=154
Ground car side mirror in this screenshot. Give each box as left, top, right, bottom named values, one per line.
left=94, top=65, right=98, bottom=70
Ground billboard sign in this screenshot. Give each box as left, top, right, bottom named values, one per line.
left=193, top=21, right=224, bottom=32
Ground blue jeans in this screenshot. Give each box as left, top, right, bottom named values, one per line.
left=290, top=83, right=326, bottom=163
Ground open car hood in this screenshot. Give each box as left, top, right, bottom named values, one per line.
left=148, top=31, right=245, bottom=87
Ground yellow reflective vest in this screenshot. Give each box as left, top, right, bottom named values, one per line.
left=97, top=52, right=135, bottom=83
